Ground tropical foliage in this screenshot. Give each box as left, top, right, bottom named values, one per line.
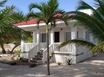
left=58, top=0, right=104, bottom=53
left=27, top=0, right=66, bottom=75
left=0, top=0, right=30, bottom=53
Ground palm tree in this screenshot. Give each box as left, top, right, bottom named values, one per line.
left=0, top=0, right=30, bottom=53
left=0, top=6, right=30, bottom=53
left=58, top=0, right=104, bottom=53
left=0, top=0, right=7, bottom=7
left=27, top=0, right=66, bottom=75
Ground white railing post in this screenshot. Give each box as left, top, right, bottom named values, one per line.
left=43, top=50, right=47, bottom=63
left=28, top=44, right=38, bottom=62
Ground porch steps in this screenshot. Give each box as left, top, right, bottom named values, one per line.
left=29, top=50, right=43, bottom=67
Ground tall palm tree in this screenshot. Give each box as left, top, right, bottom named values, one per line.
left=27, top=0, right=66, bottom=75
left=58, top=0, right=104, bottom=53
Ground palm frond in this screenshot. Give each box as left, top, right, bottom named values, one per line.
left=29, top=3, right=42, bottom=11
left=0, top=0, right=7, bottom=7
left=0, top=5, right=30, bottom=43
left=77, top=0, right=104, bottom=23
left=89, top=41, right=104, bottom=53
left=77, top=0, right=94, bottom=10
left=67, top=11, right=104, bottom=41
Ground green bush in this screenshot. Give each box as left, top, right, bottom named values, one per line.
left=15, top=50, right=21, bottom=55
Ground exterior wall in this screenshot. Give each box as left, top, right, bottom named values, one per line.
left=52, top=26, right=77, bottom=64
left=53, top=27, right=93, bottom=64
left=20, top=22, right=94, bottom=64
left=76, top=28, right=92, bottom=63
left=36, top=27, right=72, bottom=49
left=53, top=51, right=77, bottom=64
left=54, top=27, right=71, bottom=42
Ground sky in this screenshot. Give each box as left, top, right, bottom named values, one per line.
left=5, top=0, right=95, bottom=14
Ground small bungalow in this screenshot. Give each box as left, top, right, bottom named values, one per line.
left=14, top=10, right=94, bottom=64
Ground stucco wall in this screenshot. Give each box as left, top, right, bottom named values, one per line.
left=52, top=51, right=76, bottom=64
left=75, top=28, right=93, bottom=63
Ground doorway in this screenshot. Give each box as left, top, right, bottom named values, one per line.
left=54, top=32, right=60, bottom=42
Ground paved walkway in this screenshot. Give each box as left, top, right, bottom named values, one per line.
left=0, top=54, right=104, bottom=77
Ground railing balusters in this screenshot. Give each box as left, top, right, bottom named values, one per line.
left=28, top=44, right=38, bottom=62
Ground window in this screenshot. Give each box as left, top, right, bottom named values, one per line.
left=65, top=32, right=71, bottom=41
left=77, top=31, right=78, bottom=38
left=85, top=32, right=90, bottom=41
left=40, top=33, right=46, bottom=42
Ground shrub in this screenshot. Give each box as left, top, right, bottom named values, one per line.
left=66, top=58, right=72, bottom=65
left=15, top=50, right=21, bottom=56
left=57, top=62, right=61, bottom=65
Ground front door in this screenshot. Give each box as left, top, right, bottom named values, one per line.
left=54, top=32, right=60, bottom=42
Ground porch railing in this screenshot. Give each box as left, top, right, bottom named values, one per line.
left=23, top=43, right=36, bottom=52
left=60, top=44, right=73, bottom=52
left=42, top=43, right=60, bottom=63
left=28, top=44, right=39, bottom=62
left=43, top=44, right=53, bottom=63
left=42, top=43, right=74, bottom=63
left=40, top=43, right=47, bottom=50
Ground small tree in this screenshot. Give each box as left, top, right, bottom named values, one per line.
left=0, top=6, right=31, bottom=53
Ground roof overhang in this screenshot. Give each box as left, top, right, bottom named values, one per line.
left=15, top=20, right=77, bottom=31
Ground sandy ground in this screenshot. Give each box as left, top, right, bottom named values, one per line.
left=0, top=54, right=104, bottom=77
left=0, top=54, right=13, bottom=62
left=0, top=44, right=20, bottom=53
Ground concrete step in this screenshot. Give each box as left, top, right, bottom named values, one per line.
left=29, top=62, right=38, bottom=67
left=37, top=60, right=43, bottom=65
left=35, top=55, right=43, bottom=58
left=30, top=59, right=37, bottom=62
left=36, top=58, right=42, bottom=60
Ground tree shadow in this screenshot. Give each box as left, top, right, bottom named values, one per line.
left=0, top=54, right=104, bottom=77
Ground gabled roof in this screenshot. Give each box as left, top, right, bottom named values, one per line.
left=14, top=19, right=44, bottom=26
left=14, top=14, right=62, bottom=26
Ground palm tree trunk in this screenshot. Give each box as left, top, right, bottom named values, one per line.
left=11, top=43, right=20, bottom=53
left=46, top=24, right=50, bottom=75
left=0, top=44, right=6, bottom=53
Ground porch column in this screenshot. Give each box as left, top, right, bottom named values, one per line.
left=21, top=40, right=24, bottom=53
left=50, top=29, right=54, bottom=44
left=83, top=28, right=86, bottom=39
left=33, top=31, right=36, bottom=43
left=71, top=26, right=77, bottom=64
left=20, top=40, right=24, bottom=58
left=71, top=27, right=77, bottom=39
left=36, top=29, right=40, bottom=52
